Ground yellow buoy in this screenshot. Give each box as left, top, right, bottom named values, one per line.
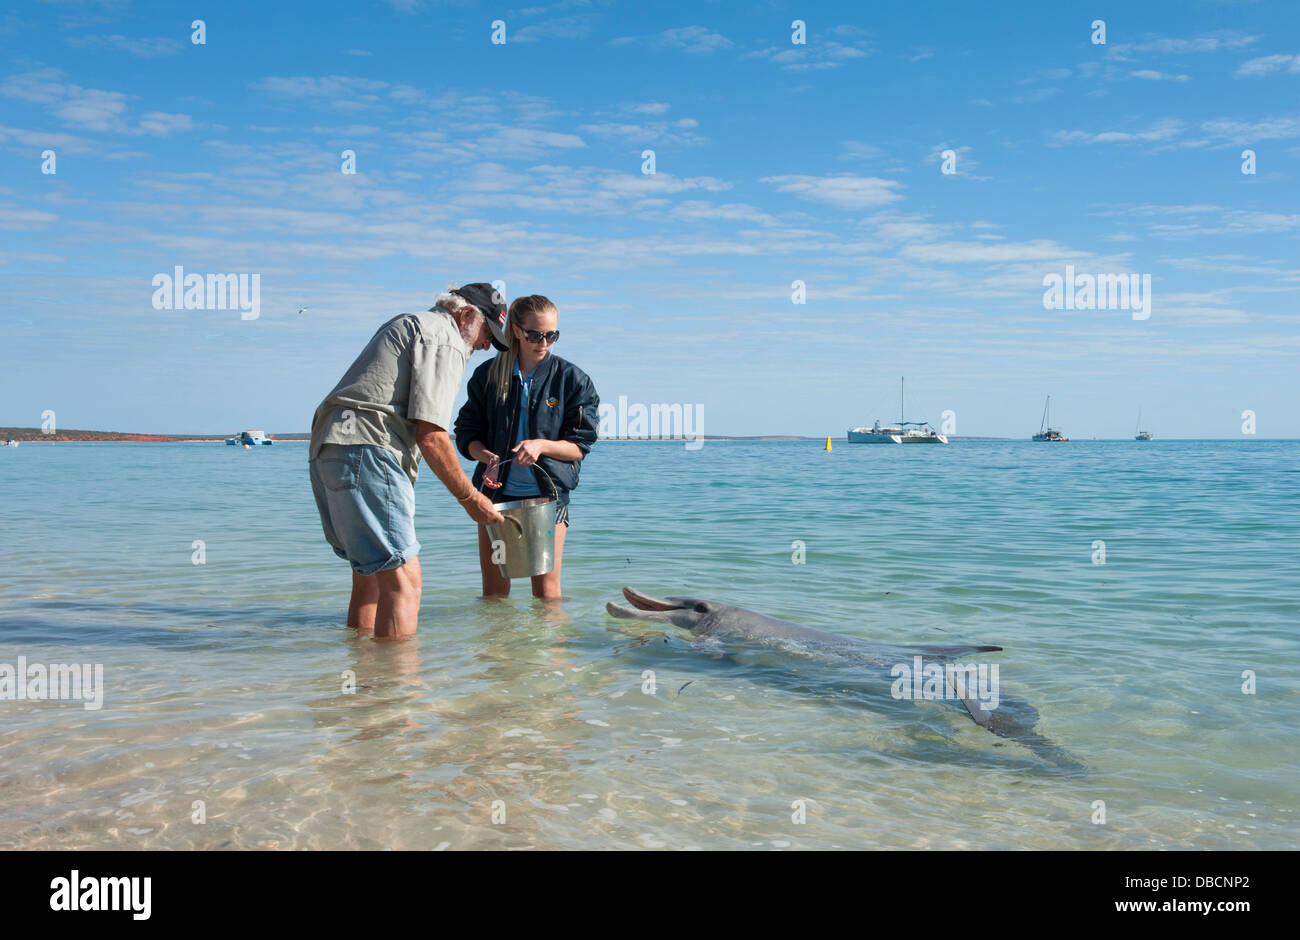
left=825, top=436, right=832, bottom=452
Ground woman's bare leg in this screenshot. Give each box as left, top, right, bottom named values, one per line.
left=531, top=522, right=566, bottom=599
left=478, top=524, right=511, bottom=598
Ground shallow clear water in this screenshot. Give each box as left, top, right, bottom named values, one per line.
left=1, top=440, right=1296, bottom=849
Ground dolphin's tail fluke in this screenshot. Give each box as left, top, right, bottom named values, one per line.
left=944, top=673, right=1088, bottom=772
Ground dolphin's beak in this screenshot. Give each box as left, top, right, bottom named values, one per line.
left=606, top=587, right=690, bottom=620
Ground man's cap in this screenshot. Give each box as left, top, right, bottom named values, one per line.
left=451, top=283, right=509, bottom=351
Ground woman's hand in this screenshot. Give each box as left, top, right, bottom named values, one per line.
left=511, top=439, right=547, bottom=466
left=478, top=449, right=503, bottom=488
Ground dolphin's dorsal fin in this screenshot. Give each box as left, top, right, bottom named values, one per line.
left=915, top=644, right=1002, bottom=657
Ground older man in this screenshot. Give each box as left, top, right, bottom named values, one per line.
left=309, top=284, right=508, bottom=637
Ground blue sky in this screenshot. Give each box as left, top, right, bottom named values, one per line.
left=1, top=0, right=1297, bottom=438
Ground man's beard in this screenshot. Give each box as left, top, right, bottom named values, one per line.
left=458, top=313, right=485, bottom=347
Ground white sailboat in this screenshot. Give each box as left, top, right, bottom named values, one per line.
left=847, top=420, right=903, bottom=443
left=848, top=377, right=947, bottom=443
left=1135, top=408, right=1153, bottom=441
left=1032, top=396, right=1069, bottom=441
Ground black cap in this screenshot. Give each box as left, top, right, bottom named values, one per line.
left=451, top=283, right=509, bottom=351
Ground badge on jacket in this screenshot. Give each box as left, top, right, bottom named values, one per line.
left=546, top=397, right=559, bottom=407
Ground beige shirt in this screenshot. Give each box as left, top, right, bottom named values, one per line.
left=309, top=310, right=472, bottom=483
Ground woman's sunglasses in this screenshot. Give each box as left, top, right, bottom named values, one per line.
left=520, top=329, right=560, bottom=345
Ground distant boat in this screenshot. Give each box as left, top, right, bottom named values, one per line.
left=849, top=377, right=947, bottom=443
left=238, top=429, right=274, bottom=445
left=848, top=420, right=904, bottom=443
left=1135, top=408, right=1153, bottom=441
left=896, top=422, right=948, bottom=444
left=2, top=439, right=17, bottom=448
left=1032, top=396, right=1069, bottom=441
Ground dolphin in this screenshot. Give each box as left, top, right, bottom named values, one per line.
left=607, top=587, right=1084, bottom=770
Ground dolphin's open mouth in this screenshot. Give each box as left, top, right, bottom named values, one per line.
left=605, top=587, right=690, bottom=620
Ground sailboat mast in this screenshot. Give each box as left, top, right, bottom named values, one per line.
left=900, top=376, right=904, bottom=423
left=1040, top=395, right=1050, bottom=433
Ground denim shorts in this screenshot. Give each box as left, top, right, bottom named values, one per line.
left=310, top=444, right=420, bottom=575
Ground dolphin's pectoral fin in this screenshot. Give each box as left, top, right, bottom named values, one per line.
left=610, top=630, right=671, bottom=653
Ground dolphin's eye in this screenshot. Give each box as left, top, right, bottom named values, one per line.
left=694, top=603, right=708, bottom=613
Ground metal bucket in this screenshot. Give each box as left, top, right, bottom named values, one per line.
left=483, top=469, right=559, bottom=579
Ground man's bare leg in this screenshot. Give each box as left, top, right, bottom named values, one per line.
left=477, top=524, right=511, bottom=598
left=531, top=522, right=566, bottom=599
left=374, top=557, right=422, bottom=638
left=348, top=570, right=380, bottom=632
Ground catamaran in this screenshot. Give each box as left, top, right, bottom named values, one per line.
left=1032, top=396, right=1069, bottom=441
left=1135, top=408, right=1153, bottom=441
left=848, top=377, right=948, bottom=443
left=230, top=429, right=275, bottom=445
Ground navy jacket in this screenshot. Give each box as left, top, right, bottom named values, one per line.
left=454, top=354, right=599, bottom=495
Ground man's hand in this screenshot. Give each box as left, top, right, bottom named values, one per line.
left=415, top=420, right=503, bottom=524
left=462, top=490, right=504, bottom=525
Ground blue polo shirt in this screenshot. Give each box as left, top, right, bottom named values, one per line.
left=501, top=361, right=542, bottom=498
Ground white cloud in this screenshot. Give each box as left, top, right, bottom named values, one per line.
left=901, top=239, right=1082, bottom=264
left=513, top=16, right=595, bottom=43
left=762, top=174, right=903, bottom=209
left=252, top=75, right=391, bottom=110
left=1106, top=31, right=1259, bottom=61
left=578, top=117, right=704, bottom=147
left=611, top=26, right=733, bottom=54
left=66, top=34, right=183, bottom=58
left=53, top=87, right=129, bottom=132
left=1010, top=87, right=1060, bottom=104
left=757, top=44, right=869, bottom=70
left=1235, top=53, right=1300, bottom=77
left=1051, top=118, right=1186, bottom=145
left=0, top=68, right=197, bottom=137
left=841, top=141, right=884, bottom=160
left=1200, top=115, right=1300, bottom=142
left=135, top=111, right=194, bottom=137
left=0, top=205, right=59, bottom=229
left=1131, top=70, right=1190, bottom=82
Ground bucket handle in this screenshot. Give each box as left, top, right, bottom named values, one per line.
left=479, top=453, right=561, bottom=502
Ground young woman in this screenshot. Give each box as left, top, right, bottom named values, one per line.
left=454, top=295, right=600, bottom=598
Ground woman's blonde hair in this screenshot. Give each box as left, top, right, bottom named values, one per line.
left=489, top=294, right=558, bottom=403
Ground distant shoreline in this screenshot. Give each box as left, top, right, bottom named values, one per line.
left=2, top=428, right=1017, bottom=443
left=2, top=428, right=1288, bottom=443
